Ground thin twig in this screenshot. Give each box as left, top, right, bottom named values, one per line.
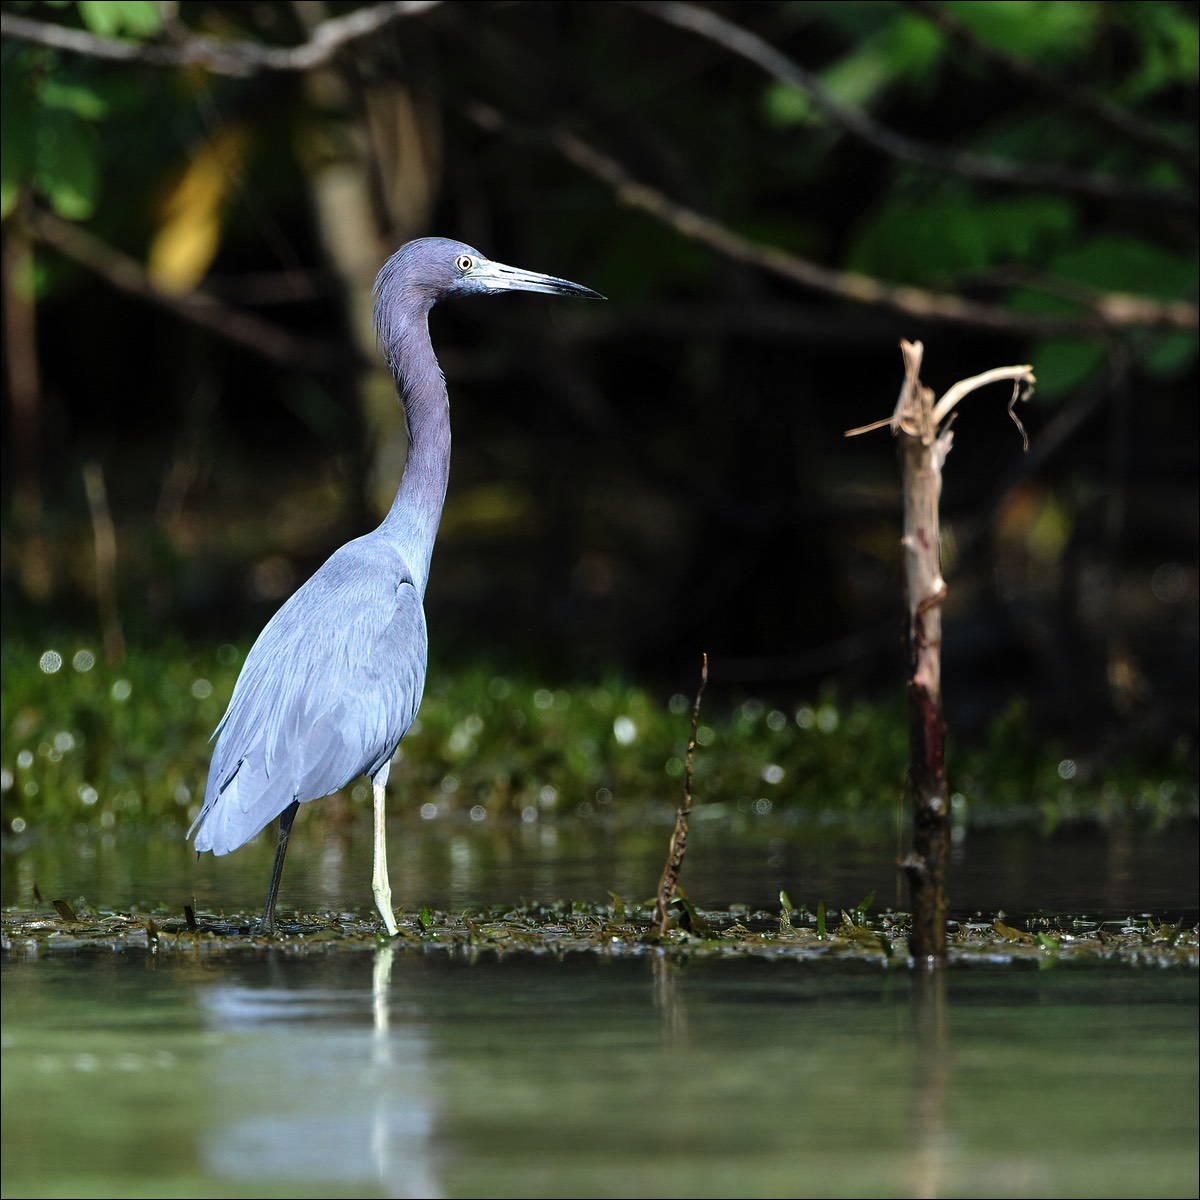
left=2, top=221, right=42, bottom=525
left=631, top=1, right=1195, bottom=213
left=82, top=461, right=125, bottom=666
left=843, top=415, right=895, bottom=438
left=464, top=102, right=1198, bottom=337
left=931, top=364, right=1035, bottom=429
left=906, top=0, right=1198, bottom=183
left=0, top=3, right=440, bottom=76
left=654, top=652, right=708, bottom=936
left=25, top=207, right=339, bottom=372
left=846, top=359, right=1037, bottom=444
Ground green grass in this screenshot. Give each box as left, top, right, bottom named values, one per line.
left=2, top=636, right=1195, bottom=840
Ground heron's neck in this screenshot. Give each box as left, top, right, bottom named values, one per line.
left=379, top=307, right=450, bottom=594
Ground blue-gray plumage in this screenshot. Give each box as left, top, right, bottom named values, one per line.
left=189, top=237, right=602, bottom=935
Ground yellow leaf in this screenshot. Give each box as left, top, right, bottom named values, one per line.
left=993, top=919, right=1031, bottom=942
left=148, top=125, right=251, bottom=293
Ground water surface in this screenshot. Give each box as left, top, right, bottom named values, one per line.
left=4, top=815, right=1197, bottom=924
left=5, top=817, right=1197, bottom=1197
left=2, top=946, right=1196, bottom=1199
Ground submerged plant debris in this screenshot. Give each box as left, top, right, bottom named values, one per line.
left=3, top=901, right=1196, bottom=968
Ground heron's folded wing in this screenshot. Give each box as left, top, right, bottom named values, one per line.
left=192, top=544, right=427, bottom=855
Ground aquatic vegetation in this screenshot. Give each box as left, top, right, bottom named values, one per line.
left=1, top=638, right=1195, bottom=840
left=2, top=898, right=1195, bottom=969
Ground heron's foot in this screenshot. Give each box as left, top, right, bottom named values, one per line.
left=372, top=878, right=399, bottom=938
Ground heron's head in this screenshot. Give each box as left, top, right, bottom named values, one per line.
left=375, top=237, right=603, bottom=317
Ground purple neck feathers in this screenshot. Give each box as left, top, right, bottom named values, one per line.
left=378, top=306, right=450, bottom=595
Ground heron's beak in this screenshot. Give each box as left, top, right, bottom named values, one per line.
left=475, top=259, right=604, bottom=299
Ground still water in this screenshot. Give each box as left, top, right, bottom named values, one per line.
left=3, top=813, right=1198, bottom=923
left=3, top=817, right=1198, bottom=1198
left=2, top=946, right=1197, bottom=1199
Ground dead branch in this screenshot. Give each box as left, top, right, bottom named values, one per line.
left=931, top=364, right=1034, bottom=445
left=655, top=652, right=708, bottom=936
left=0, top=2, right=440, bottom=77
left=2, top=221, right=42, bottom=527
left=82, top=461, right=125, bottom=666
left=907, top=0, right=1198, bottom=182
left=24, top=207, right=340, bottom=373
left=464, top=102, right=1198, bottom=338
left=895, top=341, right=950, bottom=962
left=848, top=341, right=1035, bottom=962
left=632, top=1, right=1195, bottom=213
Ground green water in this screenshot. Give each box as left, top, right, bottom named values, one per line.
left=4, top=817, right=1197, bottom=1196
left=3, top=946, right=1196, bottom=1199
left=5, top=816, right=1198, bottom=923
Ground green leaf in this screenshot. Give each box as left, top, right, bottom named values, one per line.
left=41, top=78, right=110, bottom=121
left=1026, top=338, right=1105, bottom=399
left=847, top=190, right=1077, bottom=286
left=1050, top=236, right=1198, bottom=300
left=34, top=111, right=99, bottom=220
left=946, top=0, right=1101, bottom=64
left=1141, top=332, right=1198, bottom=380
left=762, top=82, right=820, bottom=128
left=0, top=62, right=36, bottom=218
left=763, top=10, right=944, bottom=125
left=883, top=13, right=945, bottom=79
left=77, top=0, right=162, bottom=38
left=1113, top=2, right=1200, bottom=99
left=0, top=178, right=18, bottom=220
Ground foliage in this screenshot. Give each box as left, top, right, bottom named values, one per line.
left=1, top=0, right=1196, bottom=767
left=2, top=637, right=1194, bottom=841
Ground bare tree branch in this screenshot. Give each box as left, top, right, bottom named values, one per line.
left=906, top=0, right=1199, bottom=183
left=465, top=101, right=1198, bottom=337
left=631, top=0, right=1196, bottom=213
left=0, top=1, right=440, bottom=77
left=932, top=364, right=1035, bottom=431
left=24, top=207, right=340, bottom=372
left=654, top=652, right=707, bottom=937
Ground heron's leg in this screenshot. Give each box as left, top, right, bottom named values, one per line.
left=372, top=769, right=399, bottom=936
left=261, top=800, right=299, bottom=935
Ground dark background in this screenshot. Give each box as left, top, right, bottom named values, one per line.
left=2, top=0, right=1197, bottom=757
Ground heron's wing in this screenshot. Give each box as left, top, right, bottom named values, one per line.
left=192, top=542, right=427, bottom=855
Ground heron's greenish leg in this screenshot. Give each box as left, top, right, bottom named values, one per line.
left=372, top=778, right=399, bottom=937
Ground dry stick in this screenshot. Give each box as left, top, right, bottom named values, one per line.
left=26, top=208, right=337, bottom=373
left=82, top=461, right=125, bottom=667
left=463, top=103, right=1197, bottom=338
left=0, top=3, right=441, bottom=76
left=654, top=652, right=708, bottom=936
left=847, top=342, right=1034, bottom=962
left=895, top=344, right=951, bottom=964
left=2, top=222, right=42, bottom=526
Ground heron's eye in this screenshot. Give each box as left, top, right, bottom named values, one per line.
left=455, top=255, right=474, bottom=273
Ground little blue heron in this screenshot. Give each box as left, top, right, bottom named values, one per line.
left=189, top=237, right=602, bottom=935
